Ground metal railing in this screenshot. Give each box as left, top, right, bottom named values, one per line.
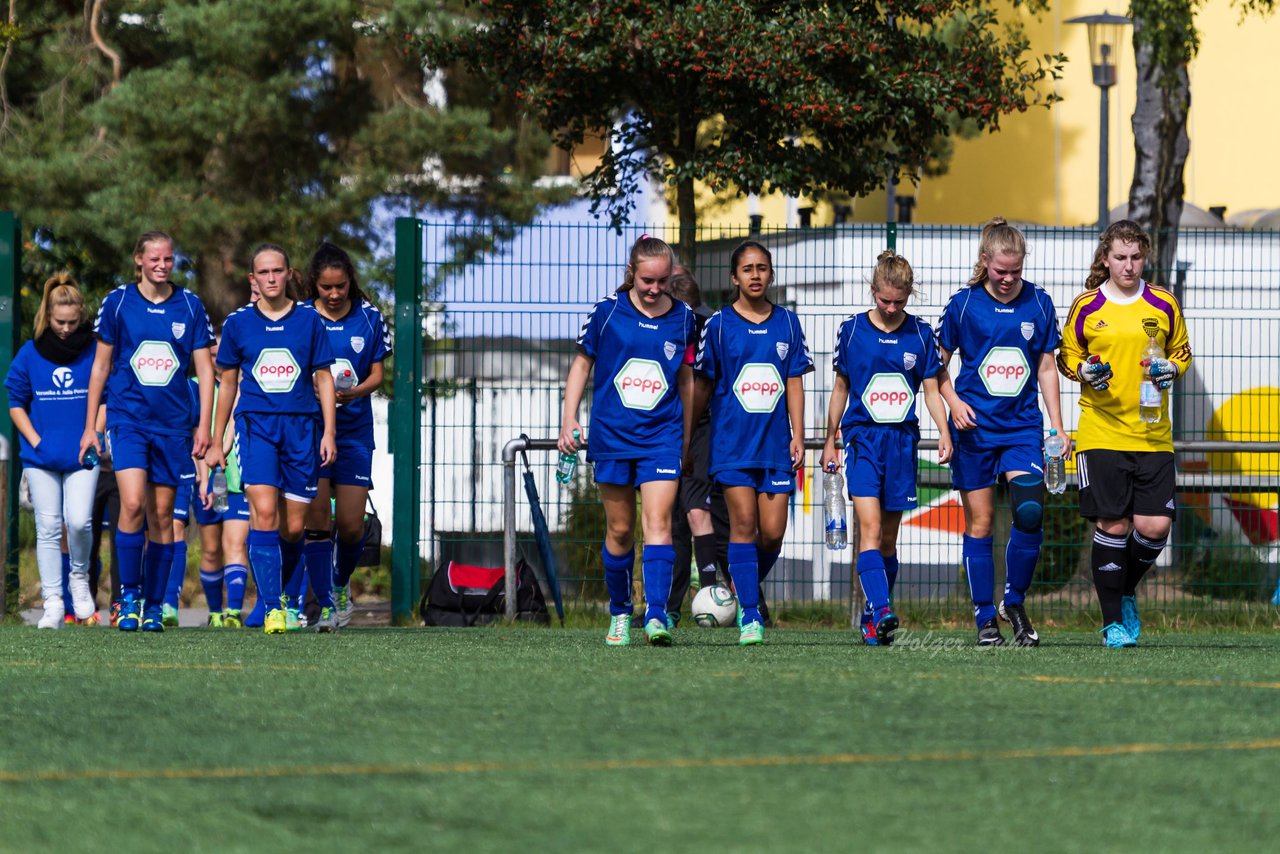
left=498, top=436, right=1280, bottom=620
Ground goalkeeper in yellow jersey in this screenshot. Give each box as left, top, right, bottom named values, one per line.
left=1058, top=220, right=1193, bottom=648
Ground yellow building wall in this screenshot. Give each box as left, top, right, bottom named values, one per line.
left=682, top=2, right=1280, bottom=228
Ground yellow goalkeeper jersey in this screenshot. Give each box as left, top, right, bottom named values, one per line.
left=1057, top=281, right=1192, bottom=453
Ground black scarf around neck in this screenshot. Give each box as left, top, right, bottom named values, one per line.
left=34, top=324, right=94, bottom=365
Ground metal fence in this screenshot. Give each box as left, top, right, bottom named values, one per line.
left=393, top=219, right=1280, bottom=622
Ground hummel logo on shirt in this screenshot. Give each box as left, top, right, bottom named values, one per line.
left=638, top=321, right=658, bottom=330
left=747, top=329, right=768, bottom=335
left=146, top=307, right=166, bottom=315
left=993, top=307, right=1014, bottom=314
left=264, top=325, right=284, bottom=332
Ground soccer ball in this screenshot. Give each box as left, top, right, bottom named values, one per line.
left=692, top=585, right=737, bottom=628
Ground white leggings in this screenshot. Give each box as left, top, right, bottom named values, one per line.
left=24, top=467, right=99, bottom=601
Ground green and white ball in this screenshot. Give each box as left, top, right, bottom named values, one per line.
left=692, top=585, right=737, bottom=627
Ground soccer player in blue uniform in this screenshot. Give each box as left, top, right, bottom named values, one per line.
left=190, top=335, right=252, bottom=628
left=560, top=236, right=696, bottom=647
left=301, top=242, right=392, bottom=632
left=205, top=243, right=336, bottom=635
left=7, top=274, right=100, bottom=628
left=821, top=251, right=952, bottom=646
left=936, top=218, right=1069, bottom=646
left=79, top=231, right=215, bottom=633
left=691, top=240, right=813, bottom=646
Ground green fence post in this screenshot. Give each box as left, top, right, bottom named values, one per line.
left=885, top=221, right=897, bottom=253
left=0, top=212, right=21, bottom=622
left=391, top=217, right=424, bottom=625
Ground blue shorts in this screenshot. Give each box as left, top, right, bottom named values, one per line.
left=237, top=413, right=319, bottom=503
left=845, top=426, right=919, bottom=512
left=318, top=442, right=374, bottom=489
left=949, top=424, right=1044, bottom=491
left=593, top=456, right=681, bottom=487
left=715, top=468, right=795, bottom=494
left=106, top=424, right=195, bottom=488
left=192, top=490, right=250, bottom=526
left=173, top=494, right=191, bottom=523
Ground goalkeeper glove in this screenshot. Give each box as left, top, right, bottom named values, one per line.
left=1078, top=355, right=1113, bottom=391
left=1143, top=356, right=1178, bottom=390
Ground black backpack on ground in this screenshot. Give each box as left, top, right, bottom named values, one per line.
left=419, top=558, right=549, bottom=627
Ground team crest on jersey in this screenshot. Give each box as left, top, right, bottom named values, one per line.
left=1142, top=318, right=1161, bottom=338
left=776, top=342, right=789, bottom=360
left=1020, top=321, right=1034, bottom=341
left=663, top=340, right=677, bottom=360
left=171, top=322, right=186, bottom=339
left=903, top=352, right=917, bottom=370
left=351, top=336, right=365, bottom=354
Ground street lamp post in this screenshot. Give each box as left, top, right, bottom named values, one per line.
left=1067, top=11, right=1132, bottom=228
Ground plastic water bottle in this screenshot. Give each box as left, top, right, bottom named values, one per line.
left=335, top=369, right=356, bottom=391
left=81, top=445, right=100, bottom=469
left=211, top=466, right=229, bottom=512
left=1139, top=337, right=1163, bottom=424
left=1044, top=429, right=1067, bottom=495
left=555, top=429, right=581, bottom=485
left=823, top=466, right=848, bottom=551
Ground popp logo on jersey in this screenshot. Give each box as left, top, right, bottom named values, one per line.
left=977, top=346, right=1030, bottom=397
left=733, top=363, right=784, bottom=413
left=861, top=373, right=914, bottom=423
left=613, top=358, right=667, bottom=410
left=129, top=341, right=180, bottom=387
left=252, top=348, right=302, bottom=393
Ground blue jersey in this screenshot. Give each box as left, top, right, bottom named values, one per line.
left=576, top=292, right=696, bottom=461
left=95, top=284, right=213, bottom=436
left=311, top=299, right=392, bottom=448
left=218, top=302, right=334, bottom=416
left=4, top=339, right=96, bottom=473
left=832, top=312, right=941, bottom=438
left=695, top=303, right=814, bottom=476
left=936, top=282, right=1060, bottom=440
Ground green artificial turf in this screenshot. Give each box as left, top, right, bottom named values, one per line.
left=2, top=625, right=1279, bottom=851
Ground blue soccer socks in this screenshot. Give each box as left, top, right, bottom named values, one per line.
left=856, top=549, right=891, bottom=613
left=247, top=529, right=283, bottom=613
left=728, top=542, right=761, bottom=626
left=641, top=543, right=674, bottom=625
left=1003, top=527, right=1042, bottom=607
left=963, top=534, right=996, bottom=627
left=602, top=546, right=635, bottom=616
left=116, top=528, right=145, bottom=600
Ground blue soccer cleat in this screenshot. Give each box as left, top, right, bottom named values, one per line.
left=859, top=610, right=879, bottom=646
left=141, top=603, right=165, bottom=633
left=1120, top=595, right=1141, bottom=641
left=873, top=607, right=899, bottom=646
left=117, top=593, right=141, bottom=632
left=1102, top=622, right=1137, bottom=648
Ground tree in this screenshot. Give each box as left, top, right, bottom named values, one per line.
left=0, top=0, right=565, bottom=321
left=420, top=0, right=1064, bottom=270
left=1126, top=0, right=1274, bottom=281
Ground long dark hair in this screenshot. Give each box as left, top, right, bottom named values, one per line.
left=303, top=241, right=366, bottom=305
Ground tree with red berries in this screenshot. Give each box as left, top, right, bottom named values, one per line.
left=421, top=0, right=1064, bottom=268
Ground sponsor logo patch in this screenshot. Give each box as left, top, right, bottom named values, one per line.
left=977, top=346, right=1030, bottom=398
left=252, top=348, right=302, bottom=393
left=732, top=363, right=784, bottom=414
left=861, top=373, right=914, bottom=424
left=51, top=366, right=76, bottom=390
left=130, top=340, right=180, bottom=387
left=614, top=358, right=667, bottom=410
